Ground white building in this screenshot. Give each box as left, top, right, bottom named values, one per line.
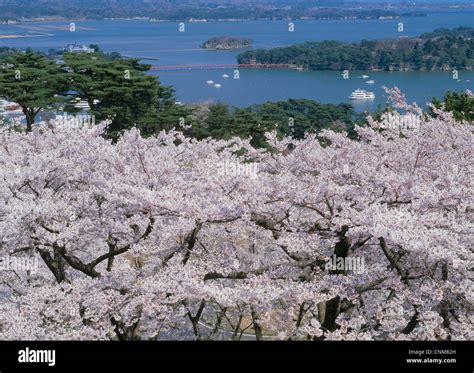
left=63, top=43, right=94, bottom=53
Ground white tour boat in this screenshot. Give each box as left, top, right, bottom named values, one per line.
left=349, top=89, right=375, bottom=100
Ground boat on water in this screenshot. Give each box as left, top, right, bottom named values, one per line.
left=349, top=89, right=375, bottom=100
left=214, top=83, right=222, bottom=88
left=206, top=80, right=214, bottom=84
left=362, top=75, right=370, bottom=79
left=366, top=80, right=375, bottom=84
left=222, top=74, right=229, bottom=78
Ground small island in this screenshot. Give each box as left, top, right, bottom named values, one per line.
left=201, top=36, right=252, bottom=50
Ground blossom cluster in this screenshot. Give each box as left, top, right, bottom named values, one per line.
left=0, top=90, right=472, bottom=340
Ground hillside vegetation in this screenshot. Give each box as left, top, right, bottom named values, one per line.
left=237, top=27, right=474, bottom=71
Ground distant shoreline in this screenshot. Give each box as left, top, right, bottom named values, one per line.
left=0, top=14, right=430, bottom=24
left=0, top=32, right=52, bottom=39
left=1, top=10, right=472, bottom=25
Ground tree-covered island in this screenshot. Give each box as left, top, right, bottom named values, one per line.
left=200, top=37, right=252, bottom=50
left=237, top=27, right=474, bottom=71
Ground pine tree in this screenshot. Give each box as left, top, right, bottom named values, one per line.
left=0, top=50, right=69, bottom=131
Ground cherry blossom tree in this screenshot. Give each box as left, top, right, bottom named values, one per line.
left=0, top=89, right=472, bottom=340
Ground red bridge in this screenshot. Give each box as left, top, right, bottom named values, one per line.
left=150, top=63, right=290, bottom=70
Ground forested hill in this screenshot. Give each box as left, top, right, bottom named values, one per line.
left=0, top=0, right=426, bottom=21
left=237, top=27, right=474, bottom=71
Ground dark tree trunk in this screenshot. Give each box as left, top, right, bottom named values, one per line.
left=330, top=225, right=351, bottom=275
left=321, top=296, right=341, bottom=332
left=251, top=308, right=263, bottom=341
left=37, top=248, right=67, bottom=283
left=22, top=108, right=35, bottom=132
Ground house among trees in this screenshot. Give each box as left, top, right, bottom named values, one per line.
left=63, top=43, right=94, bottom=53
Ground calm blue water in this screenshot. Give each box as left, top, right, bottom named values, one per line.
left=0, top=10, right=473, bottom=110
